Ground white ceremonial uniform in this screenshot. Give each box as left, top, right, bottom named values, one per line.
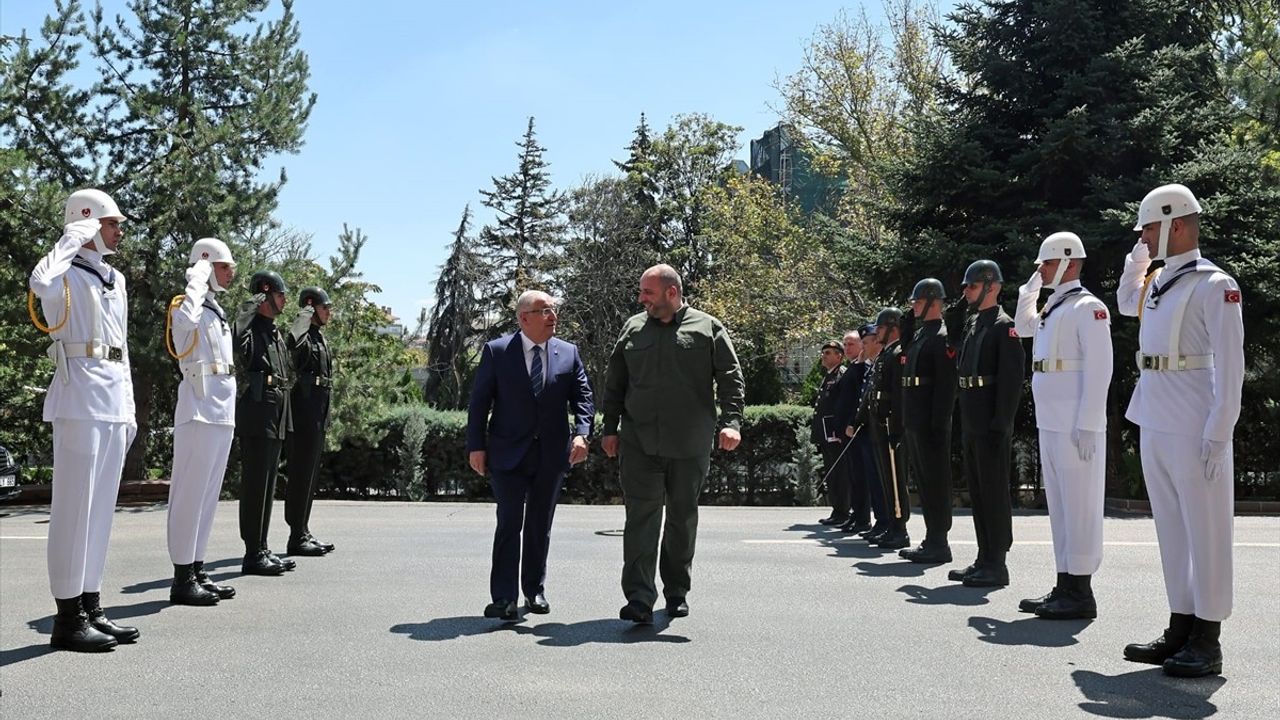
left=29, top=232, right=135, bottom=599
left=1015, top=279, right=1113, bottom=575
left=1117, top=247, right=1244, bottom=622
left=167, top=260, right=236, bottom=565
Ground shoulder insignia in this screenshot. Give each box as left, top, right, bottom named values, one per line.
left=1094, top=309, right=1108, bottom=320
left=1008, top=327, right=1019, bottom=338
left=899, top=355, right=907, bottom=365
left=1225, top=289, right=1241, bottom=303
left=945, top=347, right=956, bottom=360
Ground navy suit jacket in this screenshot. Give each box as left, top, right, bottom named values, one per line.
left=466, top=332, right=595, bottom=474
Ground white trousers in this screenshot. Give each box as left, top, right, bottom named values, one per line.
left=1040, top=429, right=1106, bottom=575
left=1140, top=428, right=1234, bottom=621
left=48, top=419, right=127, bottom=599
left=167, top=421, right=234, bottom=565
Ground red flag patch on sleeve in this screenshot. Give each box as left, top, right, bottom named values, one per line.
left=1008, top=328, right=1019, bottom=338
left=1225, top=289, right=1241, bottom=303
left=1094, top=309, right=1108, bottom=320
left=899, top=355, right=907, bottom=365
left=945, top=347, right=957, bottom=360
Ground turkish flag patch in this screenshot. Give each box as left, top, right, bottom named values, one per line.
left=899, top=355, right=907, bottom=365
left=1094, top=309, right=1108, bottom=320
left=946, top=347, right=957, bottom=360
left=1225, top=289, right=1241, bottom=303
left=1008, top=328, right=1019, bottom=338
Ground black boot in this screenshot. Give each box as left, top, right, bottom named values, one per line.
left=949, top=551, right=986, bottom=582
left=1020, top=572, right=1068, bottom=613
left=1036, top=574, right=1097, bottom=619
left=963, top=552, right=1009, bottom=587
left=50, top=596, right=117, bottom=652
left=81, top=591, right=140, bottom=643
left=1124, top=612, right=1194, bottom=665
left=193, top=561, right=236, bottom=600
left=171, top=564, right=219, bottom=606
left=1163, top=618, right=1223, bottom=677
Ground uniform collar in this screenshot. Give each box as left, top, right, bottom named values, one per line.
left=1164, top=248, right=1202, bottom=270
left=1048, top=279, right=1082, bottom=301
left=75, top=247, right=110, bottom=270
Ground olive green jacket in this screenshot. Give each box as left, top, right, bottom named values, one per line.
left=601, top=305, right=745, bottom=458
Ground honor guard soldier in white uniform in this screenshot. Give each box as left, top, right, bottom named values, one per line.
left=164, top=238, right=239, bottom=605
left=1117, top=184, right=1244, bottom=678
left=28, top=189, right=140, bottom=652
left=1014, top=232, right=1113, bottom=619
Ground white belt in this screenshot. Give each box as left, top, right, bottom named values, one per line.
left=183, top=361, right=235, bottom=377
left=1136, top=353, right=1214, bottom=371
left=57, top=341, right=124, bottom=362
left=1032, top=358, right=1083, bottom=373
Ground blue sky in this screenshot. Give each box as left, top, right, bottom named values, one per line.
left=3, top=1, right=926, bottom=326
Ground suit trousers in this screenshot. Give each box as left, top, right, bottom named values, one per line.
left=821, top=441, right=851, bottom=520
left=906, top=426, right=954, bottom=547
left=856, top=432, right=888, bottom=527
left=868, top=423, right=910, bottom=529
left=619, top=442, right=710, bottom=609
left=167, top=421, right=234, bottom=564
left=48, top=419, right=128, bottom=599
left=239, top=435, right=282, bottom=552
left=286, top=425, right=326, bottom=537
left=962, top=430, right=1013, bottom=564
left=1040, top=429, right=1105, bottom=575
left=488, top=442, right=565, bottom=602
left=1140, top=428, right=1234, bottom=621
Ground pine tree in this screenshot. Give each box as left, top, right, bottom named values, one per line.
left=423, top=206, right=480, bottom=409
left=612, top=113, right=663, bottom=253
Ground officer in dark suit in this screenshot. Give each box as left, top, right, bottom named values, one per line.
left=234, top=270, right=294, bottom=576
left=899, top=279, right=959, bottom=564
left=467, top=290, right=594, bottom=621
left=857, top=308, right=910, bottom=550
left=814, top=340, right=850, bottom=526
left=949, top=260, right=1025, bottom=587
left=842, top=325, right=890, bottom=537
left=285, top=287, right=336, bottom=557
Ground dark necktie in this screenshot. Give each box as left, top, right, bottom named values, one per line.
left=530, top=345, right=543, bottom=396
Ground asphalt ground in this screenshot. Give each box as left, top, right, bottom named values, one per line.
left=1, top=502, right=1277, bottom=719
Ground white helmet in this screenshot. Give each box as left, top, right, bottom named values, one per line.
left=64, top=189, right=126, bottom=256
left=1036, top=231, right=1086, bottom=288
left=189, top=238, right=236, bottom=292
left=1133, top=183, right=1201, bottom=261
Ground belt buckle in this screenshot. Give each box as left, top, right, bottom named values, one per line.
left=265, top=374, right=275, bottom=386
left=1032, top=360, right=1044, bottom=372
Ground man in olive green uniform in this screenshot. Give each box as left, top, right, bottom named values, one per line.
left=814, top=340, right=851, bottom=526
left=234, top=270, right=295, bottom=576
left=950, top=260, right=1025, bottom=587
left=602, top=264, right=745, bottom=624
left=285, top=287, right=336, bottom=557
left=857, top=308, right=910, bottom=550
left=899, top=279, right=959, bottom=564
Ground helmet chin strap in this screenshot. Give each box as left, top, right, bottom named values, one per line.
left=1153, top=221, right=1172, bottom=261
left=91, top=230, right=115, bottom=256
left=208, top=275, right=226, bottom=292
left=1046, top=260, right=1069, bottom=289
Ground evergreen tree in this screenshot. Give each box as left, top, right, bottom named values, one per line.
left=612, top=112, right=664, bottom=252
left=475, top=117, right=566, bottom=337
left=423, top=206, right=480, bottom=409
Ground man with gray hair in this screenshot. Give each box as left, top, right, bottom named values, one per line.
left=602, top=264, right=746, bottom=624
left=467, top=289, right=595, bottom=621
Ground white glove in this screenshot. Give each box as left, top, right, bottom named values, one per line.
left=185, top=259, right=212, bottom=282
left=1201, top=439, right=1230, bottom=483
left=63, top=218, right=101, bottom=243
left=1129, top=239, right=1150, bottom=264
left=1072, top=428, right=1100, bottom=462
left=1022, top=268, right=1043, bottom=294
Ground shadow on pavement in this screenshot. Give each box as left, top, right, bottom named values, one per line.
left=1072, top=667, right=1225, bottom=718
left=120, top=557, right=241, bottom=595
left=967, top=615, right=1090, bottom=647
left=852, top=559, right=929, bottom=578
left=0, top=643, right=56, bottom=668
left=390, top=615, right=690, bottom=646
left=898, top=583, right=999, bottom=607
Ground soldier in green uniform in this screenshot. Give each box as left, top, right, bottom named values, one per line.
left=857, top=308, right=910, bottom=550
left=234, top=270, right=295, bottom=576
left=949, top=260, right=1025, bottom=587
left=898, top=279, right=959, bottom=564
left=601, top=264, right=745, bottom=624
left=285, top=287, right=336, bottom=557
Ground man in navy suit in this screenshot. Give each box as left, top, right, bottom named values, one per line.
left=466, top=290, right=594, bottom=621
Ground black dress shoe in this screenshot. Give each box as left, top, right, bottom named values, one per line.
left=962, top=565, right=1010, bottom=587
left=862, top=527, right=888, bottom=543
left=949, top=563, right=980, bottom=582
left=484, top=600, right=519, bottom=621
left=266, top=551, right=296, bottom=571
left=619, top=603, right=654, bottom=625
left=81, top=592, right=140, bottom=643
left=193, top=561, right=235, bottom=600
left=287, top=538, right=328, bottom=557
left=306, top=534, right=335, bottom=553
left=1124, top=613, right=1195, bottom=665
left=899, top=544, right=952, bottom=564
left=845, top=521, right=873, bottom=535
left=818, top=515, right=848, bottom=526
left=666, top=598, right=689, bottom=617
left=524, top=593, right=550, bottom=614
left=876, top=531, right=911, bottom=550
left=50, top=597, right=117, bottom=653
left=860, top=524, right=888, bottom=538
left=242, top=551, right=285, bottom=576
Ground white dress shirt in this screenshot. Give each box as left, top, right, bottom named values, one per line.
left=520, top=333, right=548, bottom=386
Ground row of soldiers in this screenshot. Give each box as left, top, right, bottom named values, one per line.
left=27, top=189, right=337, bottom=653
left=811, top=183, right=1243, bottom=678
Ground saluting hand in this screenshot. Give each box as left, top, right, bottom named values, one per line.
left=718, top=428, right=741, bottom=452
left=63, top=218, right=101, bottom=243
